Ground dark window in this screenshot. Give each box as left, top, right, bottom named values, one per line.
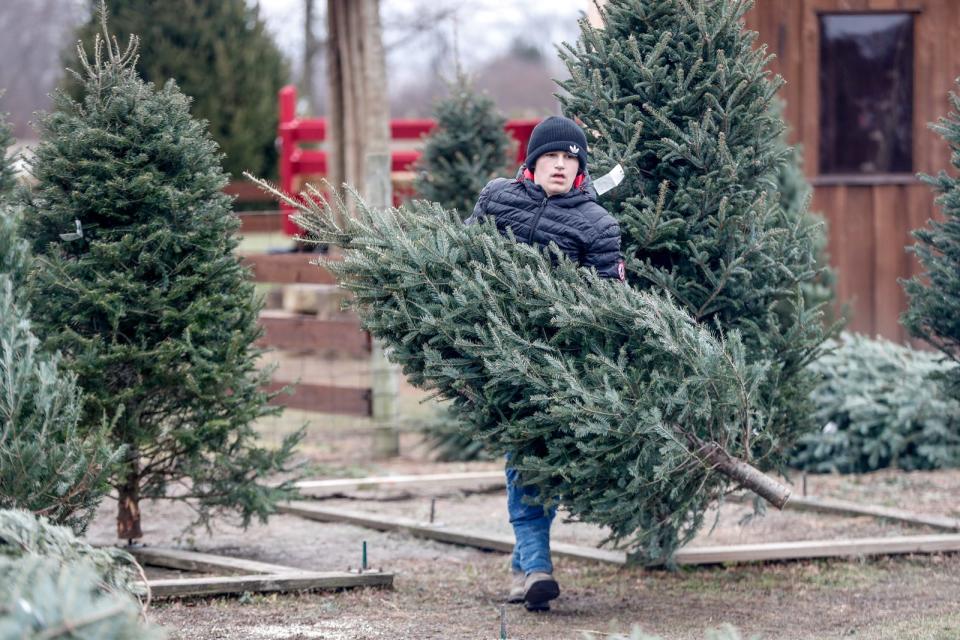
left=819, top=13, right=914, bottom=174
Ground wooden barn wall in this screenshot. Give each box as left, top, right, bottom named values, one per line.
left=745, top=0, right=958, bottom=342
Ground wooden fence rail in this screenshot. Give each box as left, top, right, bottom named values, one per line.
left=239, top=247, right=374, bottom=417
left=241, top=253, right=337, bottom=285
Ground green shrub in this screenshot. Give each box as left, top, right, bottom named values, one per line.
left=792, top=333, right=960, bottom=473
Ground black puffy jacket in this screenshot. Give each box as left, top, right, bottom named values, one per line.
left=465, top=169, right=623, bottom=280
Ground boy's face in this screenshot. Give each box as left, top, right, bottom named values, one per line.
left=533, top=151, right=580, bottom=196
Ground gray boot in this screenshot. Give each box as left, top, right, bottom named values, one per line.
left=507, top=570, right=525, bottom=603
left=523, top=571, right=560, bottom=611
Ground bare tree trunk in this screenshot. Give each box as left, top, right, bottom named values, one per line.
left=361, top=1, right=389, bottom=160
left=326, top=0, right=391, bottom=194
left=326, top=0, right=398, bottom=456
left=116, top=451, right=142, bottom=541
left=327, top=0, right=360, bottom=197
left=303, top=0, right=319, bottom=114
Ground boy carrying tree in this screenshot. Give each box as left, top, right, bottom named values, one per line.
left=466, top=115, right=624, bottom=611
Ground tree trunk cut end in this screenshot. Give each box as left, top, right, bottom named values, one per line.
left=700, top=443, right=792, bottom=509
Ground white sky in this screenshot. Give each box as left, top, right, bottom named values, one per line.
left=256, top=0, right=588, bottom=90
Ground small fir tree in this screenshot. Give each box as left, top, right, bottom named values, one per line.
left=414, top=74, right=512, bottom=217
left=903, top=83, right=960, bottom=397
left=66, top=0, right=288, bottom=178
left=412, top=74, right=510, bottom=459
left=22, top=17, right=300, bottom=541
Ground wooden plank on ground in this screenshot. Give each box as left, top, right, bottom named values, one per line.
left=280, top=502, right=627, bottom=565
left=129, top=547, right=298, bottom=576
left=148, top=571, right=392, bottom=599
left=280, top=502, right=960, bottom=567
left=242, top=253, right=336, bottom=284
left=784, top=496, right=960, bottom=532
left=280, top=501, right=530, bottom=554
left=673, top=535, right=960, bottom=565
left=267, top=381, right=372, bottom=416
left=258, top=310, right=369, bottom=355
left=295, top=470, right=505, bottom=493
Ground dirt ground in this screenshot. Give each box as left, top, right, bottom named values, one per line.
left=83, top=409, right=960, bottom=640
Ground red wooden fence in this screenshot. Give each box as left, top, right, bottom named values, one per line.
left=276, top=84, right=538, bottom=235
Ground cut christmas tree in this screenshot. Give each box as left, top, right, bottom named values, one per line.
left=792, top=332, right=960, bottom=473
left=0, top=273, right=121, bottom=534
left=250, top=0, right=825, bottom=562
left=21, top=12, right=301, bottom=541
left=252, top=178, right=800, bottom=561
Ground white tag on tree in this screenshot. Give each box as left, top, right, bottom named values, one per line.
left=593, top=163, right=625, bottom=196
left=59, top=219, right=84, bottom=242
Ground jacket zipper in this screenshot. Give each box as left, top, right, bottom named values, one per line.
left=527, top=197, right=549, bottom=244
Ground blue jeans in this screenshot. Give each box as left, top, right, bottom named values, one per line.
left=506, top=463, right=556, bottom=575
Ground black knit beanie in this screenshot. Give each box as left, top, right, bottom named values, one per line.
left=524, top=116, right=589, bottom=174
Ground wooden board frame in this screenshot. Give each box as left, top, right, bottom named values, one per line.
left=291, top=473, right=960, bottom=534
left=130, top=546, right=392, bottom=599
left=784, top=495, right=960, bottom=532
left=266, top=381, right=372, bottom=416
left=279, top=502, right=960, bottom=567
left=130, top=547, right=300, bottom=576
left=295, top=470, right=505, bottom=493
left=237, top=211, right=285, bottom=233
left=149, top=571, right=391, bottom=599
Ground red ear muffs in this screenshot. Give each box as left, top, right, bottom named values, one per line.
left=523, top=168, right=535, bottom=181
